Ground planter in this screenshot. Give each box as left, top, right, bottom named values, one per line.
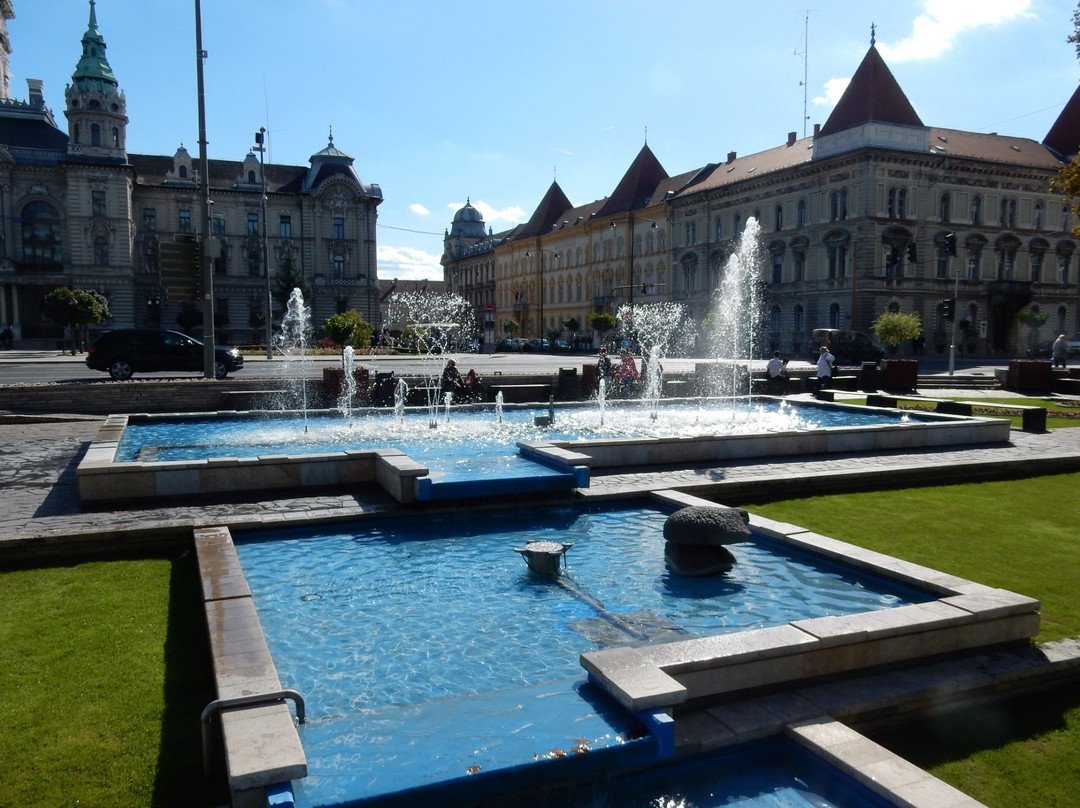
left=1006, top=359, right=1052, bottom=394
left=880, top=358, right=918, bottom=392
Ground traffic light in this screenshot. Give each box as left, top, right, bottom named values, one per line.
left=942, top=298, right=955, bottom=320
left=906, top=242, right=917, bottom=263
left=944, top=232, right=957, bottom=256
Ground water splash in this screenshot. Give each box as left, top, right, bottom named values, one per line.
left=385, top=290, right=478, bottom=426
left=615, top=301, right=694, bottom=413
left=339, top=346, right=357, bottom=418
left=703, top=218, right=765, bottom=398
left=394, top=378, right=409, bottom=423
left=275, top=287, right=313, bottom=431
left=495, top=391, right=504, bottom=424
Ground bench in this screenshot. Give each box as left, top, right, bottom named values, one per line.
left=866, top=393, right=1047, bottom=432
left=489, top=383, right=553, bottom=403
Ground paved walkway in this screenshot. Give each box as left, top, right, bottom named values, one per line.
left=3, top=390, right=1080, bottom=550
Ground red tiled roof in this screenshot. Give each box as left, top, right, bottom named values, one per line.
left=515, top=180, right=573, bottom=240
left=595, top=143, right=669, bottom=218
left=819, top=46, right=922, bottom=137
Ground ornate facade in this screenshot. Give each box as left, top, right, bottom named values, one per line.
left=444, top=40, right=1080, bottom=358
left=0, top=1, right=382, bottom=345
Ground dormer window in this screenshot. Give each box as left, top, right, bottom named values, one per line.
left=248, top=170, right=257, bottom=184
left=178, top=166, right=188, bottom=179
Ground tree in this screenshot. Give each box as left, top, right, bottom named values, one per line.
left=272, top=248, right=313, bottom=315
left=588, top=312, right=616, bottom=338
left=1015, top=307, right=1049, bottom=355
left=323, top=310, right=374, bottom=351
left=501, top=319, right=520, bottom=338
left=870, top=311, right=922, bottom=351
left=40, top=286, right=111, bottom=354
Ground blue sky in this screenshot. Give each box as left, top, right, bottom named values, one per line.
left=9, top=0, right=1080, bottom=280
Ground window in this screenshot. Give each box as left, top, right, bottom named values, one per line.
left=829, top=303, right=841, bottom=328
left=143, top=208, right=157, bottom=230
left=682, top=256, right=697, bottom=292
left=733, top=214, right=742, bottom=236
left=684, top=221, right=696, bottom=246
left=247, top=248, right=261, bottom=276
left=797, top=199, right=807, bottom=228
left=887, top=188, right=907, bottom=219
left=333, top=254, right=346, bottom=278
left=214, top=251, right=227, bottom=277
left=1001, top=198, right=1016, bottom=228
left=774, top=205, right=783, bottom=232
left=212, top=214, right=226, bottom=236
left=771, top=253, right=783, bottom=284
left=92, top=190, right=106, bottom=218
left=111, top=127, right=119, bottom=148
left=247, top=213, right=260, bottom=236
left=178, top=165, right=188, bottom=179
left=830, top=190, right=848, bottom=222
left=939, top=192, right=951, bottom=223
left=769, top=305, right=782, bottom=332
left=1031, top=251, right=1043, bottom=283
left=967, top=248, right=981, bottom=280
left=996, top=250, right=1014, bottom=280
left=333, top=217, right=345, bottom=240
left=714, top=218, right=722, bottom=241
left=178, top=209, right=191, bottom=233
left=1058, top=253, right=1071, bottom=284
left=73, top=123, right=80, bottom=145
left=936, top=245, right=949, bottom=279
left=280, top=215, right=292, bottom=238
left=91, top=123, right=101, bottom=147
left=793, top=250, right=806, bottom=282
left=793, top=305, right=804, bottom=334
left=885, top=244, right=901, bottom=278
left=828, top=243, right=847, bottom=278
left=247, top=170, right=257, bottom=184
left=971, top=195, right=982, bottom=226
left=1034, top=202, right=1044, bottom=230
left=93, top=235, right=108, bottom=266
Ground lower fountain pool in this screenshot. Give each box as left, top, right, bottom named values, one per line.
left=233, top=502, right=930, bottom=807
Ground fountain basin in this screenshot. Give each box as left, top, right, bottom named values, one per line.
left=77, top=399, right=1011, bottom=505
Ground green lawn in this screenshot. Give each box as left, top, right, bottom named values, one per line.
left=746, top=471, right=1080, bottom=808
left=1, top=471, right=1077, bottom=807
left=0, top=555, right=216, bottom=808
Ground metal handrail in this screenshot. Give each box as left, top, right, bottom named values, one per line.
left=201, top=689, right=306, bottom=775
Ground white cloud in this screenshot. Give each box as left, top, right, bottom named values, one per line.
left=878, top=0, right=1033, bottom=62
left=409, top=203, right=429, bottom=216
left=813, top=77, right=851, bottom=107
left=377, top=245, right=444, bottom=282
left=446, top=199, right=527, bottom=225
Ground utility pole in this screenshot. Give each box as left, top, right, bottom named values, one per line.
left=255, top=128, right=272, bottom=359
left=194, top=0, right=215, bottom=377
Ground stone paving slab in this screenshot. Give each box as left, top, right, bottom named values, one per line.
left=3, top=415, right=1080, bottom=553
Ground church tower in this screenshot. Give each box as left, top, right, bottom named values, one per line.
left=64, top=0, right=127, bottom=162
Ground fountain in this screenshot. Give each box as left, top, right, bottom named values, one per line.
left=384, top=290, right=478, bottom=426
left=615, top=301, right=694, bottom=418
left=703, top=217, right=765, bottom=397
left=337, top=346, right=357, bottom=417
left=276, top=287, right=313, bottom=428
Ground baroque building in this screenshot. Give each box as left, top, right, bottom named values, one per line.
left=444, top=37, right=1080, bottom=358
left=0, top=1, right=382, bottom=346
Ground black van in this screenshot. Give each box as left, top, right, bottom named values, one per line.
left=808, top=329, right=884, bottom=365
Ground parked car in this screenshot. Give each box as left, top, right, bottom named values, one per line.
left=85, top=328, right=244, bottom=380
left=808, top=328, right=885, bottom=365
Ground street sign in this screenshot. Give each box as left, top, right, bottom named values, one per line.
left=485, top=304, right=494, bottom=313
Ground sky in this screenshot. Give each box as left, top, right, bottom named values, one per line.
left=9, top=0, right=1080, bottom=281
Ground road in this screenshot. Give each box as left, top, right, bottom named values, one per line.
left=0, top=349, right=1005, bottom=385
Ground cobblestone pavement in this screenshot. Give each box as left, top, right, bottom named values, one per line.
left=3, top=395, right=1080, bottom=551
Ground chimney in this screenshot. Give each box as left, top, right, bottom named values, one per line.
left=813, top=123, right=821, bottom=137
left=27, top=78, right=45, bottom=109
left=726, top=151, right=737, bottom=164
left=787, top=132, right=797, bottom=147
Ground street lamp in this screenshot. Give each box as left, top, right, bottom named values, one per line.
left=254, top=127, right=272, bottom=359
left=525, top=249, right=559, bottom=343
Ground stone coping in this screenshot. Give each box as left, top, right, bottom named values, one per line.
left=580, top=491, right=1040, bottom=714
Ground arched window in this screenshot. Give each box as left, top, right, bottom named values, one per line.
left=333, top=254, right=346, bottom=278
left=93, top=235, right=109, bottom=266
left=248, top=170, right=256, bottom=184
left=21, top=201, right=63, bottom=265
left=178, top=165, right=188, bottom=179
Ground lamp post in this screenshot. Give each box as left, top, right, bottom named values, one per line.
left=525, top=248, right=558, bottom=344
left=194, top=0, right=215, bottom=378
left=254, top=127, right=272, bottom=359
left=946, top=233, right=959, bottom=375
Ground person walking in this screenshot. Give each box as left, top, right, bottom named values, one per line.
left=1051, top=334, right=1069, bottom=369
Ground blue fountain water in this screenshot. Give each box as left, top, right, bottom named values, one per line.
left=234, top=503, right=928, bottom=807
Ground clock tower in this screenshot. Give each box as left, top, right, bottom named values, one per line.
left=64, top=0, right=127, bottom=162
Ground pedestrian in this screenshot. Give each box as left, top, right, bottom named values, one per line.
left=766, top=350, right=789, bottom=395
left=816, top=345, right=835, bottom=389
left=0, top=324, right=12, bottom=350
left=616, top=348, right=639, bottom=397
left=1051, top=334, right=1068, bottom=369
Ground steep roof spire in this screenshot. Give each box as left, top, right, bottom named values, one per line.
left=1043, top=84, right=1080, bottom=159
left=516, top=180, right=572, bottom=240
left=595, top=143, right=669, bottom=218
left=71, top=0, right=117, bottom=92
left=818, top=43, right=922, bottom=137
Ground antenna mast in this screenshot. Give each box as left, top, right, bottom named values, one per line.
left=796, top=11, right=812, bottom=138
